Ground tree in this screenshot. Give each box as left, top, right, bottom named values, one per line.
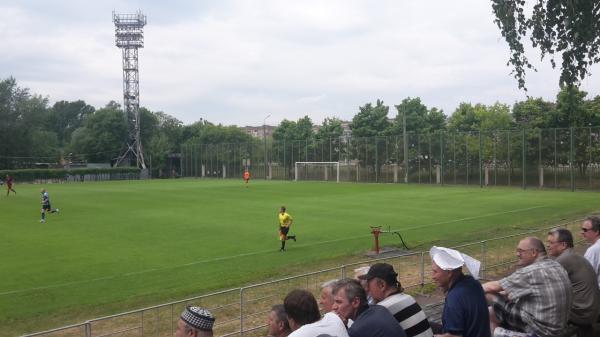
left=391, top=97, right=447, bottom=134
left=447, top=102, right=514, bottom=131
left=142, top=111, right=183, bottom=170
left=272, top=116, right=316, bottom=166
left=491, top=0, right=600, bottom=90
left=512, top=97, right=556, bottom=129
left=316, top=117, right=343, bottom=140
left=47, top=100, right=95, bottom=147
left=349, top=100, right=391, bottom=177
left=447, top=103, right=481, bottom=132
left=554, top=85, right=590, bottom=128
left=315, top=117, right=344, bottom=162
left=0, top=77, right=53, bottom=168
left=68, top=105, right=128, bottom=163
left=350, top=99, right=390, bottom=138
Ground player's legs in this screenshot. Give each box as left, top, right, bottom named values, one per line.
left=40, top=208, right=46, bottom=223
left=279, top=227, right=288, bottom=251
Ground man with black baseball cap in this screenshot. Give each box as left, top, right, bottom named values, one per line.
left=359, top=263, right=433, bottom=337
left=176, top=306, right=215, bottom=337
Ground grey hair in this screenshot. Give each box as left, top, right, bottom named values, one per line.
left=331, top=278, right=367, bottom=307
left=548, top=228, right=574, bottom=248
left=320, top=279, right=338, bottom=289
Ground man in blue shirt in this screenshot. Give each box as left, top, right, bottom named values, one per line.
left=332, top=278, right=407, bottom=337
left=430, top=246, right=490, bottom=337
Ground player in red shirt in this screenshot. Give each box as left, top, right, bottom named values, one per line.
left=6, top=175, right=16, bottom=196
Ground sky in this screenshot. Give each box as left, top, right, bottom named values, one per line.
left=1, top=1, right=599, bottom=127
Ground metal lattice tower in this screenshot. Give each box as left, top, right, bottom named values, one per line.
left=113, top=11, right=147, bottom=169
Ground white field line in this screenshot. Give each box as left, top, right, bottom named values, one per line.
left=0, top=205, right=547, bottom=297
left=400, top=205, right=548, bottom=232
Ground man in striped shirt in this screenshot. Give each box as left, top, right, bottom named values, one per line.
left=359, top=263, right=433, bottom=337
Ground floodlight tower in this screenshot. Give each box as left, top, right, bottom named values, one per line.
left=113, top=11, right=147, bottom=169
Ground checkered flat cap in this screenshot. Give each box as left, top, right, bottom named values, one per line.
left=181, top=306, right=215, bottom=331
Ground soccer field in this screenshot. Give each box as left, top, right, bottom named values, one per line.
left=1, top=179, right=598, bottom=335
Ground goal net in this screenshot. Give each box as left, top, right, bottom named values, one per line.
left=294, top=162, right=340, bottom=183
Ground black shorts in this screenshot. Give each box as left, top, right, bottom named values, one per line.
left=280, top=226, right=289, bottom=235
left=42, top=204, right=51, bottom=211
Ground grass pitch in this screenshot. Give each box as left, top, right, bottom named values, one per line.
left=1, top=179, right=598, bottom=335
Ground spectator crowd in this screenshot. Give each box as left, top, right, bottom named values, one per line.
left=181, top=217, right=600, bottom=337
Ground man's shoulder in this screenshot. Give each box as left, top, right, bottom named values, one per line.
left=451, top=275, right=481, bottom=290
left=378, top=292, right=415, bottom=309
left=356, top=305, right=393, bottom=322
left=557, top=249, right=588, bottom=265
left=447, top=276, right=484, bottom=302
left=586, top=240, right=600, bottom=253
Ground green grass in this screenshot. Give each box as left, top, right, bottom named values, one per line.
left=0, top=179, right=598, bottom=336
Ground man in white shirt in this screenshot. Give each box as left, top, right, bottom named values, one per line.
left=284, top=289, right=349, bottom=337
left=582, top=216, right=600, bottom=287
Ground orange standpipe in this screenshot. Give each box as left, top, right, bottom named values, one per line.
left=370, top=226, right=382, bottom=254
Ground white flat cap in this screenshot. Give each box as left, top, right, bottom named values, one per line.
left=429, top=246, right=481, bottom=280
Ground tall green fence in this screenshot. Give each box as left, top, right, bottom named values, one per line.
left=181, top=127, right=600, bottom=190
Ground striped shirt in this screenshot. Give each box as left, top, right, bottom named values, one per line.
left=377, top=292, right=433, bottom=337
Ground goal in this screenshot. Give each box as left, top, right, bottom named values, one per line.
left=294, top=162, right=340, bottom=183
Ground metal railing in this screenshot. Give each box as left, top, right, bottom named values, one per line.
left=22, top=219, right=586, bottom=337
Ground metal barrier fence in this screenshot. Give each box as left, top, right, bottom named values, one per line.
left=22, top=219, right=586, bottom=337
left=181, top=127, right=600, bottom=190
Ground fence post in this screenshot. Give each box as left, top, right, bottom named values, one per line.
left=570, top=127, right=575, bottom=192
left=479, top=131, right=483, bottom=188
left=522, top=128, right=526, bottom=190
left=440, top=131, right=444, bottom=185
left=420, top=251, right=425, bottom=287
left=481, top=240, right=487, bottom=280
left=85, top=321, right=91, bottom=337
left=240, top=288, right=244, bottom=337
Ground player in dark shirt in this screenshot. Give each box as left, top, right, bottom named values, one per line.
left=40, top=188, right=59, bottom=223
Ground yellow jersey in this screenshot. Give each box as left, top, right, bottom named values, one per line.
left=278, top=212, right=293, bottom=227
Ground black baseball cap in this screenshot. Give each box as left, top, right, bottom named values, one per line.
left=358, top=263, right=398, bottom=285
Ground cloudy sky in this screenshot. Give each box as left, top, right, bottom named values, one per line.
left=1, top=1, right=599, bottom=127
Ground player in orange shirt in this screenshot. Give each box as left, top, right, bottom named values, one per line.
left=243, top=169, right=251, bottom=188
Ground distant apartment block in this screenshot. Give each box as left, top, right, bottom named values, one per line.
left=243, top=125, right=275, bottom=139
left=244, top=120, right=354, bottom=140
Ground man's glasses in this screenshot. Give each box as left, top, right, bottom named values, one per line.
left=516, top=248, right=534, bottom=254
left=581, top=228, right=592, bottom=232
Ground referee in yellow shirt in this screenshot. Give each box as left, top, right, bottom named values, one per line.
left=278, top=206, right=296, bottom=251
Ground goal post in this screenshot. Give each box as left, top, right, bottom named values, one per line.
left=294, top=162, right=340, bottom=183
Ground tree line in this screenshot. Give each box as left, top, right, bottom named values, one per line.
left=0, top=77, right=255, bottom=170
left=1, top=76, right=599, bottom=172
left=273, top=87, right=600, bottom=143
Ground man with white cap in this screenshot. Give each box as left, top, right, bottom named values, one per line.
left=482, top=237, right=571, bottom=337
left=430, top=246, right=490, bottom=337
left=176, top=306, right=215, bottom=337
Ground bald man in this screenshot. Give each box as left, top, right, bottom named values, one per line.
left=482, top=237, right=571, bottom=337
